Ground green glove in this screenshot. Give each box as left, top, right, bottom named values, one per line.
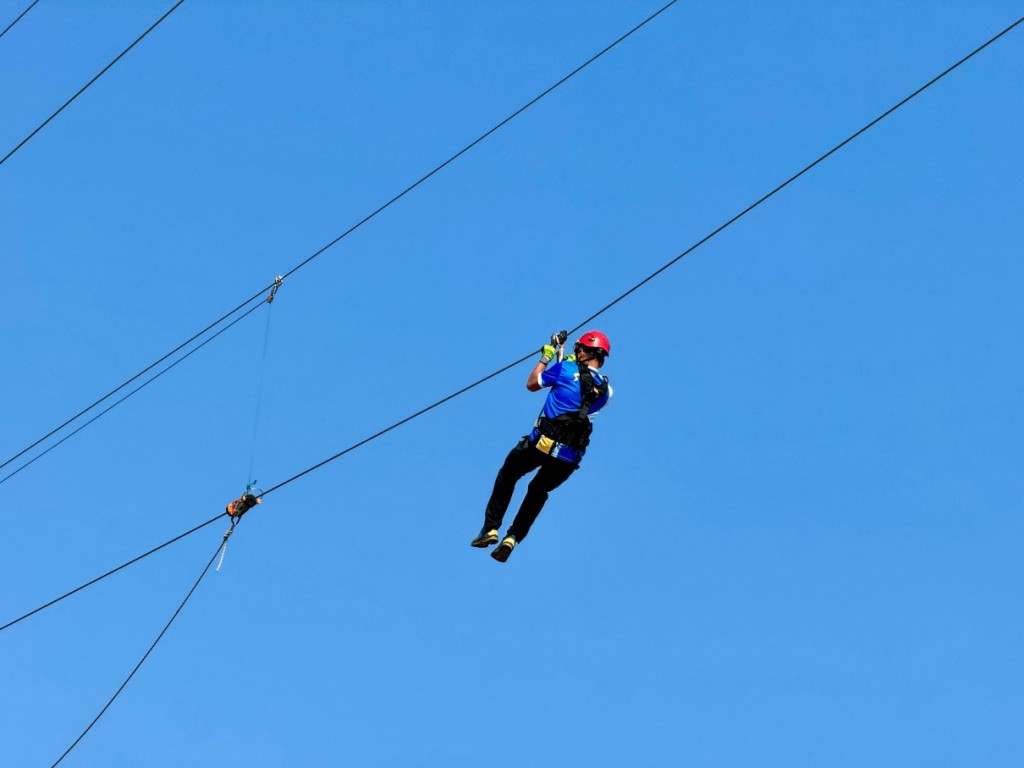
left=564, top=354, right=576, bottom=362
left=540, top=344, right=557, bottom=364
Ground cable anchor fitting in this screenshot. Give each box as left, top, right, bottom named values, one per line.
left=225, top=492, right=261, bottom=523
left=266, top=275, right=284, bottom=304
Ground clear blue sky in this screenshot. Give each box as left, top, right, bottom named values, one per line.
left=2, top=1, right=1022, bottom=765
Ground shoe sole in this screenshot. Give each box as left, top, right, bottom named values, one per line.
left=491, top=543, right=513, bottom=562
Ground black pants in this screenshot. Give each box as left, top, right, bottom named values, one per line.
left=483, top=437, right=577, bottom=542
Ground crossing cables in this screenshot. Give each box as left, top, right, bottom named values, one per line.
left=0, top=513, right=223, bottom=634
left=0, top=0, right=683, bottom=485
left=48, top=528, right=229, bottom=768
left=13, top=13, right=1024, bottom=765
left=5, top=8, right=1022, bottom=639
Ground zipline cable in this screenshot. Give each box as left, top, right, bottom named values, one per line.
left=0, top=300, right=267, bottom=488
left=49, top=529, right=227, bottom=768
left=7, top=11, right=1021, bottom=632
left=0, top=0, right=680, bottom=480
left=261, top=12, right=1024, bottom=501
left=564, top=13, right=1024, bottom=336
left=0, top=0, right=39, bottom=40
left=0, top=286, right=268, bottom=475
left=0, top=0, right=187, bottom=168
left=275, top=0, right=682, bottom=284
left=0, top=513, right=223, bottom=634
left=261, top=351, right=536, bottom=498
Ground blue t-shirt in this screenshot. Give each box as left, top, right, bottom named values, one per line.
left=528, top=360, right=612, bottom=464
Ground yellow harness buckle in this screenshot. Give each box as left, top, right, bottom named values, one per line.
left=535, top=435, right=555, bottom=455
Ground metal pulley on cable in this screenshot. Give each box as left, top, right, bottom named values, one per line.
left=225, top=492, right=260, bottom=522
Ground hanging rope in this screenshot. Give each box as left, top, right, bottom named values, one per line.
left=215, top=519, right=236, bottom=572
left=246, top=277, right=283, bottom=489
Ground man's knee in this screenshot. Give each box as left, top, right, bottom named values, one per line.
left=531, top=464, right=575, bottom=494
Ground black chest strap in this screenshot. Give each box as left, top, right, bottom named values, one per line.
left=575, top=361, right=609, bottom=417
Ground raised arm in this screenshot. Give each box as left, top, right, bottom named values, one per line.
left=526, top=334, right=564, bottom=391
left=526, top=360, right=546, bottom=391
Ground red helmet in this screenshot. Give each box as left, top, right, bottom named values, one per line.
left=575, top=330, right=611, bottom=357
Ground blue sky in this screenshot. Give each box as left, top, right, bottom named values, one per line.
left=2, top=1, right=1022, bottom=765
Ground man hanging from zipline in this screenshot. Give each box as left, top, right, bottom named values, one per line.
left=472, top=329, right=612, bottom=562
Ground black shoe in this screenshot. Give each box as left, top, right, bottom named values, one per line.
left=470, top=528, right=499, bottom=548
left=491, top=535, right=516, bottom=563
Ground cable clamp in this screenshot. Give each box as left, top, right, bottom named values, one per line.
left=266, top=275, right=284, bottom=304
left=225, top=492, right=261, bottom=523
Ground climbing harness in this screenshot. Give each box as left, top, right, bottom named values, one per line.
left=534, top=358, right=610, bottom=460
left=532, top=330, right=610, bottom=461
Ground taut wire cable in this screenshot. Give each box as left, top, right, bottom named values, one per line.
left=0, top=0, right=188, bottom=168
left=0, top=0, right=40, bottom=40
left=49, top=530, right=226, bottom=767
